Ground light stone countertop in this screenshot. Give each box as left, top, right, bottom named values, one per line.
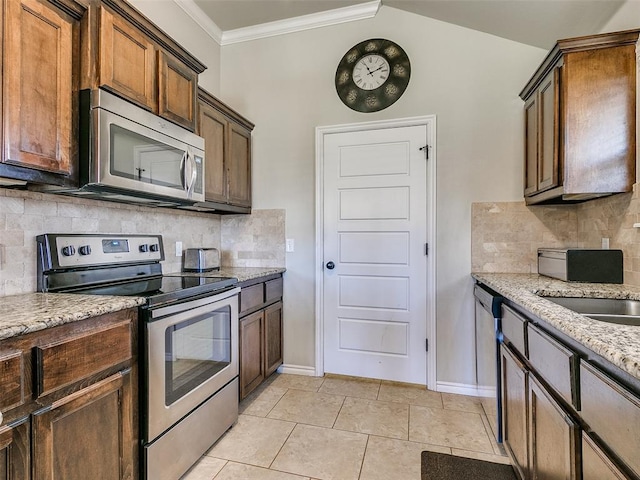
left=0, top=268, right=284, bottom=342
left=0, top=293, right=145, bottom=341
left=179, top=267, right=286, bottom=283
left=472, top=273, right=640, bottom=382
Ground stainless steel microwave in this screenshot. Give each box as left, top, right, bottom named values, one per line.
left=41, top=89, right=205, bottom=207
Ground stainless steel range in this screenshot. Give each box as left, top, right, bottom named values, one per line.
left=36, top=233, right=239, bottom=480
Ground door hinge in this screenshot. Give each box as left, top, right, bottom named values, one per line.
left=424, top=243, right=429, bottom=256
left=425, top=338, right=429, bottom=352
left=419, top=145, right=429, bottom=160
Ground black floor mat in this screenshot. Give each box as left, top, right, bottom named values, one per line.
left=421, top=451, right=517, bottom=480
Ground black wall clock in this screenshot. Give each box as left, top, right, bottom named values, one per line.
left=335, top=38, right=411, bottom=113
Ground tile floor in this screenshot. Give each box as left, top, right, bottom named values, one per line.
left=180, top=374, right=510, bottom=480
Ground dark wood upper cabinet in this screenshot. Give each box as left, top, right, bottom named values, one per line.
left=0, top=0, right=84, bottom=186
left=98, top=5, right=157, bottom=111
left=520, top=29, right=639, bottom=205
left=197, top=88, right=254, bottom=213
left=82, top=0, right=205, bottom=131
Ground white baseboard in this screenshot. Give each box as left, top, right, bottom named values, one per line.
left=436, top=381, right=496, bottom=398
left=276, top=364, right=318, bottom=376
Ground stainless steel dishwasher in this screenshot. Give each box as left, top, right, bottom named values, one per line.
left=474, top=283, right=503, bottom=443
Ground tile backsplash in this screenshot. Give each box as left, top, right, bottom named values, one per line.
left=221, top=209, right=286, bottom=268
left=472, top=185, right=640, bottom=285
left=472, top=201, right=578, bottom=273
left=0, top=189, right=284, bottom=296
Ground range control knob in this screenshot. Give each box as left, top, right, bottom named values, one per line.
left=150, top=244, right=159, bottom=252
left=139, top=244, right=149, bottom=253
left=78, top=245, right=92, bottom=256
left=61, top=246, right=76, bottom=257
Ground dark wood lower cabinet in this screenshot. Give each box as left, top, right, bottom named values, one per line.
left=240, top=311, right=265, bottom=399
left=0, top=418, right=29, bottom=480
left=528, top=375, right=580, bottom=480
left=264, top=301, right=283, bottom=378
left=0, top=309, right=137, bottom=480
left=238, top=274, right=284, bottom=399
left=501, top=345, right=529, bottom=480
left=32, top=370, right=133, bottom=480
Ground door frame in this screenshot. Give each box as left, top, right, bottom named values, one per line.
left=314, top=115, right=437, bottom=390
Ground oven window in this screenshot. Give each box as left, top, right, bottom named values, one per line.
left=164, top=305, right=232, bottom=405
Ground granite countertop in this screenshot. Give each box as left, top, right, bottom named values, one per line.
left=0, top=267, right=285, bottom=342
left=180, top=267, right=286, bottom=283
left=472, top=273, right=640, bottom=382
left=0, top=293, right=145, bottom=341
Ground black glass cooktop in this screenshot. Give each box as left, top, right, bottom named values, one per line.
left=66, top=274, right=238, bottom=307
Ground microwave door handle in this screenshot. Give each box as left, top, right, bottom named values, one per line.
left=179, top=151, right=188, bottom=190
left=187, top=152, right=197, bottom=197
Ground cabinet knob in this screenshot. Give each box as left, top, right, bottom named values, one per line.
left=326, top=261, right=335, bottom=270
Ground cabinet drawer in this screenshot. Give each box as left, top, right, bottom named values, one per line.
left=265, top=277, right=283, bottom=303
left=0, top=350, right=24, bottom=411
left=582, top=431, right=631, bottom=480
left=501, top=305, right=527, bottom=354
left=240, top=284, right=264, bottom=314
left=35, top=322, right=131, bottom=397
left=580, top=361, right=640, bottom=478
left=528, top=323, right=577, bottom=408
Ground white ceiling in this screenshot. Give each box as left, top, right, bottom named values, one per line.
left=191, top=0, right=626, bottom=49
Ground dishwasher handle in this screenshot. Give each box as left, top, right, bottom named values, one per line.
left=474, top=284, right=502, bottom=318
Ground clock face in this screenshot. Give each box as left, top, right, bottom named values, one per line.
left=353, top=54, right=390, bottom=91
left=335, top=39, right=411, bottom=113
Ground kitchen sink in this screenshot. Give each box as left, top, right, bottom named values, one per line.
left=542, top=296, right=640, bottom=326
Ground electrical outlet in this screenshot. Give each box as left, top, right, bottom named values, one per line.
left=601, top=237, right=610, bottom=249
left=175, top=241, right=183, bottom=257
left=286, top=238, right=295, bottom=252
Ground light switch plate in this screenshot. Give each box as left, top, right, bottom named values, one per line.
left=286, top=239, right=295, bottom=252
left=175, top=241, right=183, bottom=257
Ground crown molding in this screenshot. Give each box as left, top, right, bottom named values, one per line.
left=221, top=0, right=381, bottom=45
left=173, top=0, right=223, bottom=44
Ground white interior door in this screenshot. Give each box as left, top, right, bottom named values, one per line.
left=322, top=124, right=429, bottom=385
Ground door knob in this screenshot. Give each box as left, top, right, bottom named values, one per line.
left=326, top=261, right=335, bottom=270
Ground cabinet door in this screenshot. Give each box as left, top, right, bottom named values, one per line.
left=529, top=375, right=580, bottom=480
left=264, top=301, right=283, bottom=377
left=239, top=311, right=264, bottom=399
left=99, top=7, right=156, bottom=111
left=3, top=0, right=76, bottom=175
left=227, top=123, right=252, bottom=207
left=582, top=432, right=631, bottom=480
left=523, top=95, right=538, bottom=196
left=158, top=51, right=197, bottom=131
left=501, top=345, right=529, bottom=480
left=198, top=100, right=228, bottom=204
left=32, top=370, right=134, bottom=480
left=0, top=418, right=29, bottom=480
left=537, top=68, right=559, bottom=192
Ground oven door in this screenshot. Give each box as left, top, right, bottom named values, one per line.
left=145, top=287, right=239, bottom=442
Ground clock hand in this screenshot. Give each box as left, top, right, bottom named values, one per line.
left=370, top=65, right=387, bottom=74
left=362, top=63, right=374, bottom=76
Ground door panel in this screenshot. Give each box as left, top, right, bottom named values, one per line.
left=323, top=125, right=428, bottom=384
left=339, top=232, right=409, bottom=264
left=340, top=187, right=409, bottom=219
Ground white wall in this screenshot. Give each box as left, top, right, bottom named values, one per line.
left=129, top=0, right=221, bottom=94
left=220, top=6, right=546, bottom=385
left=600, top=0, right=640, bottom=32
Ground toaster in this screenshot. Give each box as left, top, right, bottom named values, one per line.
left=182, top=248, right=220, bottom=272
left=537, top=248, right=623, bottom=283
